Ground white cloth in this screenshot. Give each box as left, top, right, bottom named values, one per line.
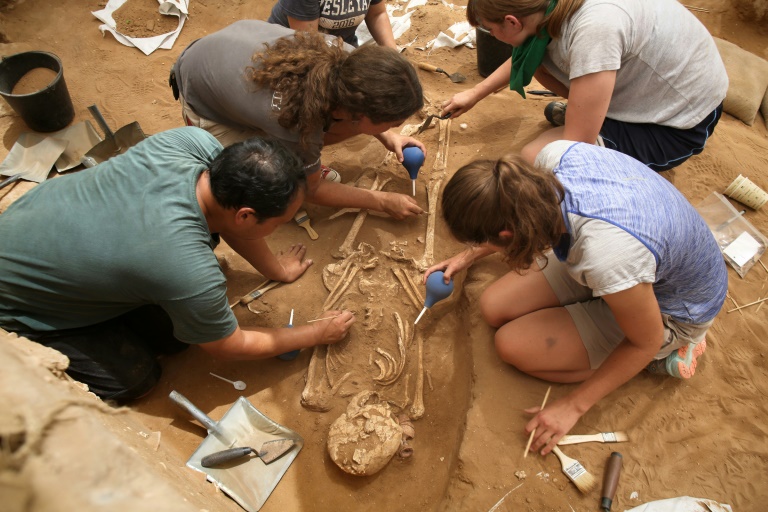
left=625, top=496, right=732, bottom=512
left=92, top=0, right=189, bottom=56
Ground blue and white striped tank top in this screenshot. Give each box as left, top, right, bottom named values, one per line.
left=554, top=143, right=727, bottom=323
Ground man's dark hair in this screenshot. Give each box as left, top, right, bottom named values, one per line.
left=208, top=137, right=307, bottom=222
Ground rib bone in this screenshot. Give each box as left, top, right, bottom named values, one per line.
left=375, top=312, right=409, bottom=386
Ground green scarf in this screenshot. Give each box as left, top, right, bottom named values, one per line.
left=509, top=0, right=557, bottom=99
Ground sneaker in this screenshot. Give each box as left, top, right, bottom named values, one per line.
left=320, top=165, right=341, bottom=183
left=544, top=101, right=567, bottom=127
left=645, top=339, right=707, bottom=379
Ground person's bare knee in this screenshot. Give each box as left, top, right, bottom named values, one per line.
left=522, top=127, right=567, bottom=164
left=521, top=142, right=541, bottom=165
left=494, top=329, right=523, bottom=367
left=479, top=289, right=506, bottom=327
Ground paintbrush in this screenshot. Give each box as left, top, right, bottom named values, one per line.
left=558, top=432, right=629, bottom=446
left=294, top=209, right=318, bottom=240
left=551, top=446, right=598, bottom=493
left=233, top=280, right=280, bottom=307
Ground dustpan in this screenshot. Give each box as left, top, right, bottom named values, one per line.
left=82, top=104, right=146, bottom=166
left=169, top=390, right=303, bottom=512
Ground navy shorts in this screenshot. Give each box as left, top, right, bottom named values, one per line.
left=599, top=103, right=723, bottom=172
left=19, top=305, right=188, bottom=403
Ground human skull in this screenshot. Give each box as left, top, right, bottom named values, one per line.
left=327, top=390, right=403, bottom=476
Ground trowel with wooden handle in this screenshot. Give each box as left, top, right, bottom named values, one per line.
left=201, top=439, right=295, bottom=468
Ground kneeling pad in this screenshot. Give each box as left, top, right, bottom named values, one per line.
left=714, top=37, right=768, bottom=127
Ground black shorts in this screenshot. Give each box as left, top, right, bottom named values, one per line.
left=599, top=103, right=723, bottom=172
left=19, top=305, right=188, bottom=403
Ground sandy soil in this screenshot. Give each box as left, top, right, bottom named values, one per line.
left=0, top=1, right=767, bottom=511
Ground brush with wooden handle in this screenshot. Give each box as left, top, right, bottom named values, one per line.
left=558, top=432, right=629, bottom=446
left=294, top=209, right=318, bottom=240
left=236, top=280, right=280, bottom=306
left=551, top=446, right=598, bottom=494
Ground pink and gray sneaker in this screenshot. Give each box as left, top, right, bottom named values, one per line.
left=646, top=339, right=707, bottom=379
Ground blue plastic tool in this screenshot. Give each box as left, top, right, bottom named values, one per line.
left=401, top=146, right=425, bottom=196
left=414, top=271, right=454, bottom=324
left=277, top=309, right=299, bottom=361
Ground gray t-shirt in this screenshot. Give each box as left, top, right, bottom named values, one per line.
left=173, top=20, right=338, bottom=173
left=268, top=0, right=384, bottom=47
left=541, top=0, right=728, bottom=129
left=0, top=127, right=238, bottom=344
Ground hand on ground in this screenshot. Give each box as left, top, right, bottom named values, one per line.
left=312, top=310, right=355, bottom=344
left=524, top=397, right=584, bottom=456
left=381, top=192, right=424, bottom=219
left=277, top=244, right=313, bottom=282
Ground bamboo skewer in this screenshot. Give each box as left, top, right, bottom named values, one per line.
left=726, top=292, right=744, bottom=317
left=306, top=314, right=343, bottom=323
left=523, top=386, right=552, bottom=458
left=759, top=260, right=768, bottom=273
left=684, top=5, right=709, bottom=12
left=727, top=296, right=768, bottom=312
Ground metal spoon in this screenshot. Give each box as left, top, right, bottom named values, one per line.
left=209, top=372, right=247, bottom=390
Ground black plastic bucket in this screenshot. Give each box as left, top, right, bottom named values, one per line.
left=476, top=27, right=514, bottom=78
left=0, top=51, right=75, bottom=132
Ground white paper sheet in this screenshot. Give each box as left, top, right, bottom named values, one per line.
left=723, top=231, right=761, bottom=267
left=92, top=0, right=189, bottom=56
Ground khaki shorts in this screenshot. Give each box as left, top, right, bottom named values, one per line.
left=539, top=252, right=711, bottom=369
left=179, top=94, right=262, bottom=148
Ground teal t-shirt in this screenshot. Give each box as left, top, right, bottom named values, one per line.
left=0, top=127, right=238, bottom=344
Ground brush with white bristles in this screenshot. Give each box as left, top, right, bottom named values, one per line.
left=551, top=446, right=598, bottom=493
left=558, top=431, right=629, bottom=446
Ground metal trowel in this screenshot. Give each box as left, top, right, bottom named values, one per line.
left=417, top=62, right=466, bottom=83
left=201, top=439, right=295, bottom=468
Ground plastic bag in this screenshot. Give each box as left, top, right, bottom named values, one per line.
left=695, top=192, right=767, bottom=278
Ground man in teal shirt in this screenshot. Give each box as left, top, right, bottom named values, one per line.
left=0, top=127, right=354, bottom=402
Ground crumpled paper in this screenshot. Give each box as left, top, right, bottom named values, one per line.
left=92, top=0, right=189, bottom=56
left=358, top=3, right=473, bottom=51
left=427, top=21, right=475, bottom=50
left=357, top=4, right=414, bottom=47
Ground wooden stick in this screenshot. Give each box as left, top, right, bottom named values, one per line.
left=684, top=5, right=709, bottom=12
left=759, top=260, right=768, bottom=273
left=727, top=296, right=768, bottom=312
left=524, top=386, right=551, bottom=458
left=306, top=314, right=343, bottom=323
left=726, top=292, right=744, bottom=317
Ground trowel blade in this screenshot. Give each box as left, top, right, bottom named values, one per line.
left=258, top=438, right=295, bottom=464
